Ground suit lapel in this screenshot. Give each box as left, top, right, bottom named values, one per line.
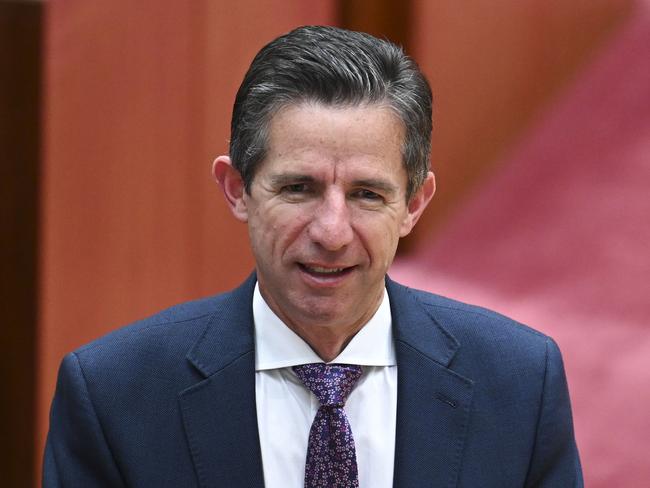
left=387, top=279, right=475, bottom=488
left=179, top=275, right=265, bottom=488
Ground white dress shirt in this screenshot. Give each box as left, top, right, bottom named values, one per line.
left=253, top=283, right=397, bottom=488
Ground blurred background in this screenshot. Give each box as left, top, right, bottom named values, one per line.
left=2, top=0, right=648, bottom=486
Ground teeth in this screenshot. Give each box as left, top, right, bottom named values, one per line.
left=307, top=266, right=345, bottom=274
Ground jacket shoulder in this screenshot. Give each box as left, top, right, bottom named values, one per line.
left=387, top=279, right=557, bottom=377
left=69, top=275, right=258, bottom=381
left=402, top=284, right=549, bottom=344
left=75, top=292, right=228, bottom=356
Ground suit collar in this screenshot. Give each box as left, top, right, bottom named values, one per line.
left=188, top=273, right=460, bottom=375
left=186, top=273, right=257, bottom=377
left=386, top=276, right=460, bottom=367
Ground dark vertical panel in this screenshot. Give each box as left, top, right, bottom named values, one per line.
left=0, top=2, right=42, bottom=487
left=339, top=0, right=410, bottom=47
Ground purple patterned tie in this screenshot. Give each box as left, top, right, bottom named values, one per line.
left=293, top=363, right=363, bottom=488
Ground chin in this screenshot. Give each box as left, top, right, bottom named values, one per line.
left=295, top=302, right=357, bottom=328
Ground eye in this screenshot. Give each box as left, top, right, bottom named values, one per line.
left=353, top=189, right=383, bottom=201
left=278, top=182, right=314, bottom=201
left=282, top=183, right=308, bottom=194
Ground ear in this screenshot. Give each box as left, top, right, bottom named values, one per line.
left=399, top=171, right=436, bottom=237
left=212, top=155, right=249, bottom=222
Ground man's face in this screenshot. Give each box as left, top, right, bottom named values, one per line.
left=217, top=102, right=434, bottom=338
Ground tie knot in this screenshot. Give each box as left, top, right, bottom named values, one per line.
left=293, top=363, right=363, bottom=407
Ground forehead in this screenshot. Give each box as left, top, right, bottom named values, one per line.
left=261, top=102, right=406, bottom=182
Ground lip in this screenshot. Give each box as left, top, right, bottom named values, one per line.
left=297, top=262, right=357, bottom=287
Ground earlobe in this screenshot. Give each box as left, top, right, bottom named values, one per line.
left=399, top=171, right=436, bottom=237
left=212, top=156, right=249, bottom=222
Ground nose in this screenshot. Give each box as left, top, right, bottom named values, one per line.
left=307, top=189, right=354, bottom=251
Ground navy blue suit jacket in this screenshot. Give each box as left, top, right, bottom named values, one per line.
left=44, top=275, right=582, bottom=487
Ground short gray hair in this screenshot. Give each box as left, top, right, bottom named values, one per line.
left=229, top=25, right=432, bottom=200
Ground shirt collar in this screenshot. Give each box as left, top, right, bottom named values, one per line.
left=253, top=282, right=396, bottom=371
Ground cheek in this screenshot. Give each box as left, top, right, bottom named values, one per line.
left=352, top=214, right=401, bottom=263
left=378, top=233, right=400, bottom=267
left=252, top=205, right=311, bottom=257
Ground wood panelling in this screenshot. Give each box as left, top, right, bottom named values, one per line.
left=407, top=0, right=633, bottom=247
left=37, top=1, right=336, bottom=483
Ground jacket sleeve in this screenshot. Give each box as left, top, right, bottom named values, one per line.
left=524, top=338, right=583, bottom=487
left=43, top=352, right=126, bottom=488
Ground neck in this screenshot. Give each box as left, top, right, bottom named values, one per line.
left=257, top=280, right=384, bottom=363
left=294, top=324, right=362, bottom=362
left=282, top=298, right=383, bottom=362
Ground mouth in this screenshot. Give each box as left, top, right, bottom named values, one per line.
left=298, top=263, right=356, bottom=280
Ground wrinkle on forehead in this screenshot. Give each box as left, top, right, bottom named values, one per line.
left=267, top=102, right=404, bottom=158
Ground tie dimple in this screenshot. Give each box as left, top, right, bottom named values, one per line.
left=293, top=363, right=363, bottom=488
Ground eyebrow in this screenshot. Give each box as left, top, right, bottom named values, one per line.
left=269, top=174, right=315, bottom=186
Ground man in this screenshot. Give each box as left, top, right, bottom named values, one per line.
left=44, top=26, right=582, bottom=487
